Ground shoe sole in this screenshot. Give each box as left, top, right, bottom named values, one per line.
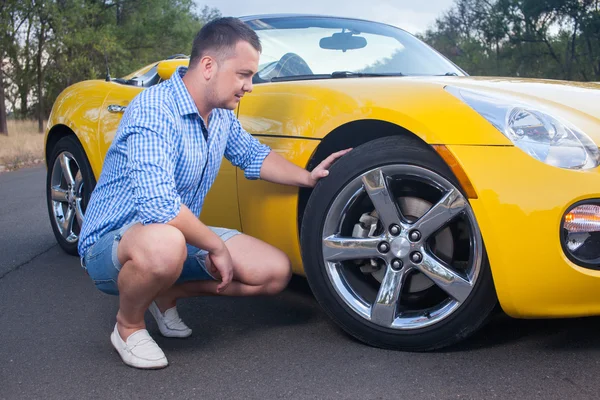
left=158, top=328, right=192, bottom=338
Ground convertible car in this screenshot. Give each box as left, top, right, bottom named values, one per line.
left=44, top=14, right=600, bottom=351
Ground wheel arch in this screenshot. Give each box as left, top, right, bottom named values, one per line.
left=45, top=124, right=99, bottom=180
left=297, top=119, right=443, bottom=234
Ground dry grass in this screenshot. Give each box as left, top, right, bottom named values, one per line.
left=0, top=120, right=46, bottom=171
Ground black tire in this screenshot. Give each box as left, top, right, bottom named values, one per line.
left=300, top=135, right=497, bottom=351
left=46, top=135, right=96, bottom=256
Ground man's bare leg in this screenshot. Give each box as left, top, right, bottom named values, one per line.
left=115, top=223, right=187, bottom=340
left=154, top=233, right=292, bottom=310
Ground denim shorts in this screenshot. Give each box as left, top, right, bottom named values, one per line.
left=81, top=221, right=241, bottom=295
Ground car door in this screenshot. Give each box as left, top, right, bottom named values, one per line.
left=236, top=86, right=321, bottom=273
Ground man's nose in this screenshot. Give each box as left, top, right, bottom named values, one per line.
left=244, top=80, right=253, bottom=93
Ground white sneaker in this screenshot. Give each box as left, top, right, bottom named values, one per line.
left=148, top=301, right=192, bottom=338
left=110, top=323, right=168, bottom=369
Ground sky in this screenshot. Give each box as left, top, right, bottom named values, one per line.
left=197, top=0, right=456, bottom=35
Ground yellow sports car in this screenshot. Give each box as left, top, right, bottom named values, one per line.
left=44, top=14, right=600, bottom=351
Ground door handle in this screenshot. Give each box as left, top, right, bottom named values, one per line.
left=107, top=104, right=127, bottom=113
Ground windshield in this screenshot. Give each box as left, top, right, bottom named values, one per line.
left=246, top=16, right=465, bottom=82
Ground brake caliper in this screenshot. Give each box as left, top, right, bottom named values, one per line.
left=352, top=212, right=381, bottom=274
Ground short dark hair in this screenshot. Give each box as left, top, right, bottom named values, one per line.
left=189, top=17, right=261, bottom=68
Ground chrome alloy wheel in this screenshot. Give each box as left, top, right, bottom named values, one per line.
left=321, top=165, right=483, bottom=330
left=49, top=151, right=85, bottom=243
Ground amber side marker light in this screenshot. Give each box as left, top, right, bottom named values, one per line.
left=432, top=145, right=478, bottom=199
left=562, top=203, right=600, bottom=269
left=564, top=205, right=600, bottom=233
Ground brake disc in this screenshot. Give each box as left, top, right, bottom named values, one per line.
left=352, top=196, right=454, bottom=293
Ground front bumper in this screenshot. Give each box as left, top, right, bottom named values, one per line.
left=448, top=145, right=600, bottom=318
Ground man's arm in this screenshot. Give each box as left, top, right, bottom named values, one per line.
left=259, top=149, right=351, bottom=188
left=224, top=111, right=351, bottom=188
left=166, top=205, right=233, bottom=292
left=126, top=106, right=181, bottom=225
left=167, top=205, right=223, bottom=254
left=223, top=111, right=271, bottom=180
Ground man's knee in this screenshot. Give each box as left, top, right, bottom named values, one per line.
left=264, top=252, right=292, bottom=295
left=125, top=224, right=187, bottom=279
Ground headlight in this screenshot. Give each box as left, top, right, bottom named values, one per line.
left=446, top=86, right=600, bottom=170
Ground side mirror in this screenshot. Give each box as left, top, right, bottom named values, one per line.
left=157, top=58, right=190, bottom=80
left=320, top=32, right=367, bottom=52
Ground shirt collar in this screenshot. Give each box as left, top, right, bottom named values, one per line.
left=171, top=66, right=200, bottom=117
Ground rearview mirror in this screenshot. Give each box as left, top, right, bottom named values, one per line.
left=319, top=32, right=367, bottom=52
left=157, top=58, right=190, bottom=80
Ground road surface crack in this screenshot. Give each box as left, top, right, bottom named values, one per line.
left=0, top=244, right=57, bottom=281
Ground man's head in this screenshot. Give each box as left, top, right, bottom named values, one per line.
left=186, top=17, right=261, bottom=112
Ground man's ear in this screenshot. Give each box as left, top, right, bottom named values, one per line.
left=200, top=55, right=216, bottom=80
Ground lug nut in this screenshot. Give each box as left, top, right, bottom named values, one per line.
left=410, top=251, right=423, bottom=264
left=389, top=224, right=401, bottom=236
left=378, top=242, right=390, bottom=254
left=409, top=230, right=422, bottom=242
left=391, top=259, right=403, bottom=271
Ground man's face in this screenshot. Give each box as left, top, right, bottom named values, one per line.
left=209, top=41, right=259, bottom=110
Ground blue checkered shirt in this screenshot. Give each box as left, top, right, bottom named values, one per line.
left=78, top=66, right=271, bottom=259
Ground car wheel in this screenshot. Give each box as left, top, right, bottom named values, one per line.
left=300, top=135, right=497, bottom=351
left=46, top=135, right=96, bottom=256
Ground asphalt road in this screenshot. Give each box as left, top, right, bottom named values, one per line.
left=1, top=165, right=599, bottom=400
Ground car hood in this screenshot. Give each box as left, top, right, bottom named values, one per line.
left=409, top=76, right=600, bottom=144
left=432, top=76, right=600, bottom=118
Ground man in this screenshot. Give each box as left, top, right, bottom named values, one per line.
left=78, top=17, right=350, bottom=369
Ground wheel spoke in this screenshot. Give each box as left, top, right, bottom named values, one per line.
left=414, top=189, right=466, bottom=239
left=75, top=202, right=84, bottom=228
left=323, top=235, right=381, bottom=262
left=361, top=168, right=402, bottom=229
left=51, top=187, right=68, bottom=203
left=75, top=171, right=83, bottom=189
left=60, top=154, right=75, bottom=186
left=370, top=266, right=409, bottom=326
left=61, top=207, right=75, bottom=237
left=415, top=252, right=473, bottom=303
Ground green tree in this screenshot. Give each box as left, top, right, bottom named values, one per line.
left=1, top=0, right=219, bottom=125
left=0, top=0, right=33, bottom=134
left=0, top=0, right=12, bottom=135
left=420, top=0, right=600, bottom=82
